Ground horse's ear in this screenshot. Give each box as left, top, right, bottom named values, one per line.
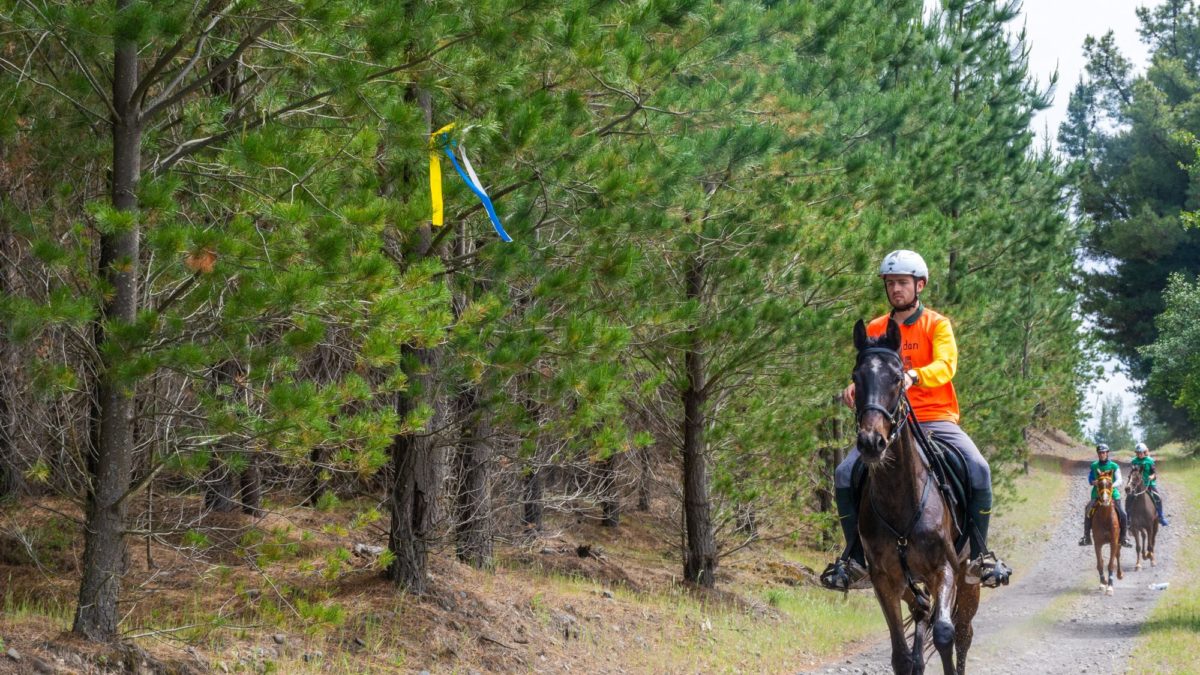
left=883, top=319, right=901, bottom=351
left=853, top=319, right=868, bottom=352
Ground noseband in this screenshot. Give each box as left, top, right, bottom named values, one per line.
left=856, top=347, right=910, bottom=450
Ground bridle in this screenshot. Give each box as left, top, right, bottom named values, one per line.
left=1126, top=471, right=1149, bottom=498
left=855, top=345, right=931, bottom=612
left=855, top=347, right=910, bottom=453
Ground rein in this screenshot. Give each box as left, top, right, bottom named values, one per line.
left=1127, top=475, right=1149, bottom=498
left=856, top=346, right=938, bottom=611
left=855, top=347, right=912, bottom=455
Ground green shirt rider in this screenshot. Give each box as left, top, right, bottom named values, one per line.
left=1129, top=442, right=1169, bottom=527
left=1079, top=443, right=1131, bottom=547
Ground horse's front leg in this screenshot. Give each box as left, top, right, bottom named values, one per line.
left=931, top=561, right=956, bottom=675
left=1094, top=541, right=1106, bottom=590
left=1115, top=538, right=1123, bottom=581
left=873, top=578, right=915, bottom=675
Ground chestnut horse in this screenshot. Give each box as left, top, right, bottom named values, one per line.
left=1125, top=470, right=1158, bottom=570
left=853, top=320, right=979, bottom=675
left=1091, top=473, right=1122, bottom=594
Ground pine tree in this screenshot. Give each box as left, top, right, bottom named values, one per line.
left=1062, top=0, right=1200, bottom=441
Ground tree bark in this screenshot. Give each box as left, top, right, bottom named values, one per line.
left=386, top=86, right=447, bottom=593
left=452, top=384, right=493, bottom=568
left=636, top=447, right=651, bottom=512
left=203, top=455, right=239, bottom=512
left=681, top=252, right=716, bottom=588
left=0, top=223, right=20, bottom=500
left=598, top=455, right=620, bottom=527
left=73, top=12, right=140, bottom=641
left=387, top=341, right=443, bottom=591
left=241, top=453, right=263, bottom=516
left=522, top=463, right=545, bottom=534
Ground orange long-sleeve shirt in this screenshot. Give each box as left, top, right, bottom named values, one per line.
left=867, top=304, right=960, bottom=424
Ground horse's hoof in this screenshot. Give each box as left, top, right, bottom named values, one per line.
left=1105, top=586, right=1114, bottom=596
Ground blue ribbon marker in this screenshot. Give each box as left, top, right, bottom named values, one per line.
left=442, top=142, right=512, bottom=243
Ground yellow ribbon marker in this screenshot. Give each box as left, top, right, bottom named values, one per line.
left=429, top=122, right=456, bottom=226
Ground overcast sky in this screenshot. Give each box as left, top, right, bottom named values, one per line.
left=1021, top=0, right=1154, bottom=148
left=1018, top=0, right=1159, bottom=437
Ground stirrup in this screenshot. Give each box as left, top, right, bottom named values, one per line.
left=1159, top=516, right=1169, bottom=526
left=968, top=552, right=1011, bottom=588
left=819, top=558, right=869, bottom=591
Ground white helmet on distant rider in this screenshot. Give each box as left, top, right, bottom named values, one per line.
left=879, top=250, right=929, bottom=281
left=1135, top=442, right=1149, bottom=454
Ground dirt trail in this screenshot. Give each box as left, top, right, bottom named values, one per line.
left=804, top=455, right=1182, bottom=675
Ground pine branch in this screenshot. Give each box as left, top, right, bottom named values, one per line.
left=131, top=0, right=227, bottom=108
left=148, top=33, right=476, bottom=176
left=143, top=16, right=280, bottom=120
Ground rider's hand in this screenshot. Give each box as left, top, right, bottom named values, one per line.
left=841, top=382, right=855, bottom=409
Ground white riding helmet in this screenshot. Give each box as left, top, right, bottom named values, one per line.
left=879, top=250, right=929, bottom=280
left=1135, top=442, right=1149, bottom=454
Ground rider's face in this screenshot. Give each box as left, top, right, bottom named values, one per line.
left=883, top=275, right=924, bottom=309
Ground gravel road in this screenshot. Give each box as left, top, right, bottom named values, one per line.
left=804, top=456, right=1182, bottom=675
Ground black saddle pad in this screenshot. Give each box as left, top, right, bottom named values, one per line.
left=850, top=434, right=973, bottom=551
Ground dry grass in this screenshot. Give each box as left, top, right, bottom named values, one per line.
left=0, top=431, right=1080, bottom=674
left=1130, top=443, right=1200, bottom=674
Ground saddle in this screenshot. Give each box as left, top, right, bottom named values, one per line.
left=850, top=425, right=974, bottom=555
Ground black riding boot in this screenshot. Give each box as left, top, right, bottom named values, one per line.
left=1151, top=489, right=1169, bottom=526
left=835, top=487, right=865, bottom=566
left=820, top=487, right=868, bottom=590
left=1116, top=502, right=1131, bottom=547
left=968, top=488, right=991, bottom=559
left=967, top=488, right=1010, bottom=587
left=1079, top=501, right=1093, bottom=545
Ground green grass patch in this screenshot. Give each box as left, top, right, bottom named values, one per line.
left=1131, top=446, right=1200, bottom=673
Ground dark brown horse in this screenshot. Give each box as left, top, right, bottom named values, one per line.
left=1125, top=470, right=1158, bottom=571
left=1091, top=473, right=1122, bottom=594
left=853, top=319, right=979, bottom=675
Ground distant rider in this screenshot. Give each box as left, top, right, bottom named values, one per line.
left=820, top=249, right=1011, bottom=591
left=1129, top=441, right=1168, bottom=526
left=1079, top=443, right=1131, bottom=547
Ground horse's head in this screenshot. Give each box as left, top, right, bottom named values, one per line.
left=1095, top=472, right=1114, bottom=505
left=1127, top=467, right=1144, bottom=492
left=852, top=318, right=905, bottom=465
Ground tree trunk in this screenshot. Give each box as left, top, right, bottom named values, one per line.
left=386, top=86, right=447, bottom=593
left=522, top=464, right=545, bottom=534
left=636, top=447, right=651, bottom=512
left=681, top=253, right=715, bottom=588
left=387, top=342, right=443, bottom=591
left=241, top=454, right=263, bottom=516
left=452, top=384, right=493, bottom=568
left=598, top=455, right=620, bottom=527
left=0, top=227, right=20, bottom=501
left=73, top=17, right=140, bottom=641
left=304, top=446, right=327, bottom=506
left=519, top=377, right=545, bottom=534
left=203, top=455, right=239, bottom=513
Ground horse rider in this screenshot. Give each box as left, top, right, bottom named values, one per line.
left=1079, top=443, right=1131, bottom=547
left=1130, top=441, right=1169, bottom=526
left=820, top=249, right=1012, bottom=590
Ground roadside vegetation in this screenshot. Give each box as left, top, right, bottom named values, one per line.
left=1132, top=443, right=1200, bottom=674
left=0, top=430, right=1075, bottom=673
